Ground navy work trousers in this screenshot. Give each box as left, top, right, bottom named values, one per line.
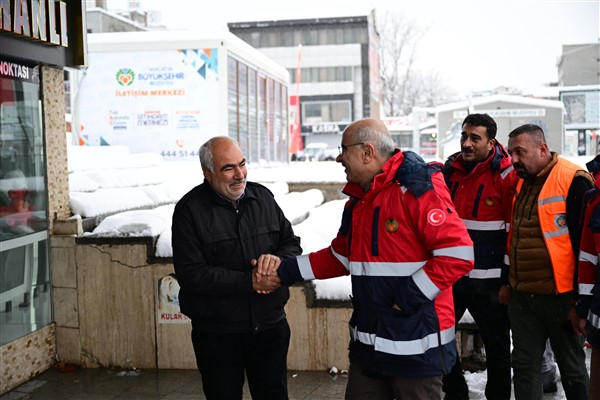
left=442, top=291, right=511, bottom=400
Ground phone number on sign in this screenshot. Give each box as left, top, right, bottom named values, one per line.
left=161, top=150, right=199, bottom=158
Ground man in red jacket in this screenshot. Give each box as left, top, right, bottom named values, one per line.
left=577, top=154, right=600, bottom=400
left=256, top=118, right=474, bottom=399
left=441, top=113, right=516, bottom=400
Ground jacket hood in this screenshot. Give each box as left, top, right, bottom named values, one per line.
left=587, top=154, right=600, bottom=177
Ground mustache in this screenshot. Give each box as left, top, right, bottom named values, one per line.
left=229, top=178, right=246, bottom=186
left=513, top=162, right=524, bottom=169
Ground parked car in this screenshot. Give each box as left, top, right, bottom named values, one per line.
left=294, top=142, right=337, bottom=161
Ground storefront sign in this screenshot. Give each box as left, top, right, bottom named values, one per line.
left=0, top=0, right=87, bottom=67
left=1, top=0, right=69, bottom=47
left=302, top=123, right=346, bottom=135
left=0, top=59, right=39, bottom=83
left=453, top=109, right=546, bottom=119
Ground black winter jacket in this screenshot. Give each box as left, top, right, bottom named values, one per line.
left=172, top=181, right=302, bottom=333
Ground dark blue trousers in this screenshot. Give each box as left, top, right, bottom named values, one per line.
left=442, top=291, right=511, bottom=400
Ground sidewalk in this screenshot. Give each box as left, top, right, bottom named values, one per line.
left=1, top=347, right=591, bottom=400
left=1, top=367, right=348, bottom=400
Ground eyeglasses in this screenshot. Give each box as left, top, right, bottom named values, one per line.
left=338, top=142, right=364, bottom=154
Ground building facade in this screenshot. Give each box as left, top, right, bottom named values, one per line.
left=229, top=12, right=381, bottom=156
left=559, top=84, right=599, bottom=156
left=436, top=95, right=564, bottom=161
left=557, top=42, right=600, bottom=86
left=0, top=0, right=87, bottom=393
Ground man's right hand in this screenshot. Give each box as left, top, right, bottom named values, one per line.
left=252, top=267, right=281, bottom=294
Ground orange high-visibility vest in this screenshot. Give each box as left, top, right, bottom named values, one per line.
left=512, top=157, right=584, bottom=293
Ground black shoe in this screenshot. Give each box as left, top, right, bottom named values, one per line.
left=543, top=381, right=558, bottom=393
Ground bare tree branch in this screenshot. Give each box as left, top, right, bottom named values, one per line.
left=377, top=10, right=425, bottom=116
left=377, top=9, right=456, bottom=117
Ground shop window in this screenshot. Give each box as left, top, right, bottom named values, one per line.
left=0, top=69, right=51, bottom=345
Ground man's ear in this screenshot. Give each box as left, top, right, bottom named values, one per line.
left=202, top=167, right=213, bottom=182
left=362, top=143, right=375, bottom=162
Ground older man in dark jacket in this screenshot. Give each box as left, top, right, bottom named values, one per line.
left=172, top=136, right=302, bottom=400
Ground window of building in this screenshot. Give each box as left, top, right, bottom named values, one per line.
left=0, top=67, right=51, bottom=345
left=227, top=57, right=238, bottom=141
left=228, top=56, right=288, bottom=165
left=233, top=23, right=369, bottom=47
left=248, top=68, right=258, bottom=163
left=258, top=76, right=268, bottom=161
left=302, top=100, right=352, bottom=125
left=289, top=67, right=353, bottom=84
left=238, top=63, right=249, bottom=157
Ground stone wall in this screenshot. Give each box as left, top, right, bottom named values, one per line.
left=50, top=237, right=352, bottom=371
left=42, top=66, right=71, bottom=231
left=0, top=324, right=56, bottom=395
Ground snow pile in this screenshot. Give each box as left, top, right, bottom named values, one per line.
left=88, top=204, right=175, bottom=237
left=68, top=146, right=181, bottom=217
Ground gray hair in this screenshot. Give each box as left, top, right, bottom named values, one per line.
left=353, top=125, right=395, bottom=158
left=199, top=136, right=238, bottom=172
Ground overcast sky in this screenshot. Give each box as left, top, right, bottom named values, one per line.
left=104, top=0, right=599, bottom=94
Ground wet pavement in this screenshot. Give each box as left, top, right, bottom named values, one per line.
left=0, top=367, right=348, bottom=400
left=1, top=347, right=592, bottom=400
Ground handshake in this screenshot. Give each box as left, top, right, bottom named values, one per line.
left=251, top=254, right=282, bottom=294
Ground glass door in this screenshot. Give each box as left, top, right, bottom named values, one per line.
left=0, top=60, right=51, bottom=345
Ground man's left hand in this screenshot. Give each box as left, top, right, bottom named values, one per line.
left=567, top=306, right=585, bottom=336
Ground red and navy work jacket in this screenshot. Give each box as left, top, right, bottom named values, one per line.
left=443, top=144, right=517, bottom=294
left=578, top=156, right=600, bottom=349
left=278, top=150, right=474, bottom=377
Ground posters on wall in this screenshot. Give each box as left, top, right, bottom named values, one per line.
left=561, top=90, right=600, bottom=127
left=157, top=274, right=189, bottom=324
left=78, top=48, right=219, bottom=161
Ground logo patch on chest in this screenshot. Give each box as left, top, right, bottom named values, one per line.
left=385, top=218, right=399, bottom=232
left=484, top=197, right=496, bottom=206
